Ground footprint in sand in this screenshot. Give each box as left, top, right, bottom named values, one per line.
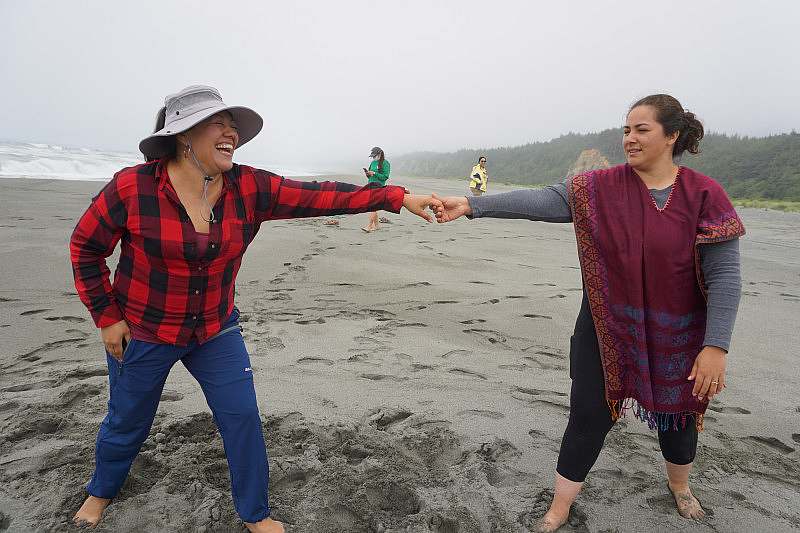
left=20, top=309, right=52, bottom=316
left=433, top=300, right=460, bottom=305
left=297, top=357, right=334, bottom=366
left=529, top=349, right=565, bottom=360
left=468, top=280, right=494, bottom=285
left=792, top=434, right=800, bottom=444
left=366, top=407, right=413, bottom=429
left=359, top=373, right=406, bottom=382
left=62, top=365, right=108, bottom=381
left=482, top=298, right=501, bottom=304
left=462, top=328, right=508, bottom=347
left=707, top=405, right=751, bottom=414
left=457, top=409, right=505, bottom=420
left=13, top=341, right=70, bottom=363
left=513, top=386, right=567, bottom=397
left=161, top=390, right=184, bottom=402
left=441, top=349, right=472, bottom=359
left=428, top=514, right=461, bottom=533
left=747, top=436, right=795, bottom=454
left=296, top=317, right=328, bottom=326
left=263, top=337, right=285, bottom=350
left=411, top=363, right=436, bottom=371
left=523, top=313, right=552, bottom=320
left=1, top=379, right=57, bottom=393
left=498, top=363, right=528, bottom=371
left=448, top=368, right=487, bottom=380
left=0, top=400, right=20, bottom=414
left=58, top=383, right=105, bottom=406
left=511, top=388, right=570, bottom=412
left=460, top=319, right=486, bottom=324
left=402, top=281, right=432, bottom=288
left=506, top=295, right=528, bottom=299
left=44, top=316, right=86, bottom=323
left=0, top=297, right=21, bottom=302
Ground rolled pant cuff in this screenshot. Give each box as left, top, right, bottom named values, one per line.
left=240, top=508, right=271, bottom=523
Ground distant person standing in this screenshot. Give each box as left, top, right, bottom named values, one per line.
left=362, top=146, right=391, bottom=232
left=469, top=156, right=488, bottom=196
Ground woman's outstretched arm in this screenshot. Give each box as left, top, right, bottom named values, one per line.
left=251, top=168, right=439, bottom=223
left=434, top=180, right=572, bottom=223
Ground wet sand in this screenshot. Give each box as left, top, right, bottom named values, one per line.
left=1, top=175, right=798, bottom=532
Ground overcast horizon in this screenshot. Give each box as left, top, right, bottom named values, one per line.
left=2, top=1, right=799, bottom=169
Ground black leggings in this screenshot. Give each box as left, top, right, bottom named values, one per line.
left=556, top=294, right=698, bottom=483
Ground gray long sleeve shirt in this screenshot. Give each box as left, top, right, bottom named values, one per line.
left=467, top=181, right=742, bottom=352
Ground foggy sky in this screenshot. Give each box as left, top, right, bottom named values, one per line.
left=2, top=1, right=799, bottom=170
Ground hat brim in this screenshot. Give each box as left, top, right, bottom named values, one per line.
left=138, top=105, right=263, bottom=160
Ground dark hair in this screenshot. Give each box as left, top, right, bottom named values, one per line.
left=145, top=107, right=176, bottom=162
left=478, top=155, right=487, bottom=163
left=370, top=147, right=385, bottom=172
left=629, top=94, right=704, bottom=157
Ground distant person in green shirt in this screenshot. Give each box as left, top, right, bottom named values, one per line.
left=362, top=146, right=391, bottom=232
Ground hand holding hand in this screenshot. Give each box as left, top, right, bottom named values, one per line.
left=402, top=194, right=444, bottom=223
left=432, top=193, right=472, bottom=223
left=366, top=170, right=375, bottom=177
left=101, top=319, right=131, bottom=361
left=688, top=346, right=727, bottom=402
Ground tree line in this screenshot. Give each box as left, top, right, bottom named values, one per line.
left=393, top=129, right=800, bottom=201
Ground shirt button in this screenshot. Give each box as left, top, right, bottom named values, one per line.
left=192, top=315, right=197, bottom=320
left=194, top=289, right=200, bottom=295
left=210, top=243, right=216, bottom=249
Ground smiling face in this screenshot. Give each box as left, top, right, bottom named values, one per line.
left=623, top=105, right=678, bottom=170
left=179, top=112, right=240, bottom=174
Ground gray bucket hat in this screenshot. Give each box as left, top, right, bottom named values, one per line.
left=138, top=85, right=263, bottom=160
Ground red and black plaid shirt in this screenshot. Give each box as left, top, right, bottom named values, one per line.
left=70, top=160, right=404, bottom=345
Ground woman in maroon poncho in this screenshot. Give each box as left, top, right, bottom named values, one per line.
left=434, top=94, right=745, bottom=531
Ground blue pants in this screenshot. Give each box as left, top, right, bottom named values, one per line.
left=87, top=310, right=270, bottom=522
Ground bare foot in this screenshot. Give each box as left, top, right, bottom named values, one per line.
left=73, top=495, right=111, bottom=528
left=244, top=517, right=285, bottom=533
left=668, top=482, right=706, bottom=519
left=533, top=509, right=568, bottom=532
left=361, top=226, right=377, bottom=233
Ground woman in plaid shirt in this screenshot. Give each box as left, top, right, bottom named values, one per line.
left=70, top=86, right=440, bottom=531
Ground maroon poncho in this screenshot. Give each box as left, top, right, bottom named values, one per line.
left=568, top=164, right=745, bottom=430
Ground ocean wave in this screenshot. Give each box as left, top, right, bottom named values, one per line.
left=0, top=142, right=325, bottom=181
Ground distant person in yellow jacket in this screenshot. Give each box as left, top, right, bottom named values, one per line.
left=469, top=156, right=488, bottom=196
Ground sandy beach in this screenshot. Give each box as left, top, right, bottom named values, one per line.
left=1, top=174, right=798, bottom=533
